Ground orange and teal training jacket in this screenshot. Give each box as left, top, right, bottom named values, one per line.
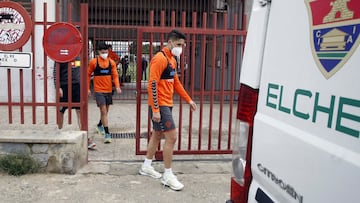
left=88, top=56, right=120, bottom=93
left=148, top=47, right=191, bottom=113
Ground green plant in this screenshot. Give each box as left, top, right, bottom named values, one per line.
left=0, top=154, right=40, bottom=176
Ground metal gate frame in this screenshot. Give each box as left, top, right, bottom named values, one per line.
left=135, top=11, right=246, bottom=158
left=2, top=1, right=246, bottom=158
left=0, top=2, right=89, bottom=131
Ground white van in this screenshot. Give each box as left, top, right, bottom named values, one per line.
left=228, top=0, right=360, bottom=202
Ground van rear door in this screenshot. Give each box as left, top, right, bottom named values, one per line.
left=248, top=0, right=360, bottom=202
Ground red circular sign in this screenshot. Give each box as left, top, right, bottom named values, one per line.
left=43, top=22, right=82, bottom=63
left=0, top=2, right=33, bottom=51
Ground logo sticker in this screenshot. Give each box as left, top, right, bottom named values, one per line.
left=305, top=0, right=360, bottom=79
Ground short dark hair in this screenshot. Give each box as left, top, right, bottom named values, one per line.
left=97, top=41, right=108, bottom=50
left=167, top=29, right=186, bottom=41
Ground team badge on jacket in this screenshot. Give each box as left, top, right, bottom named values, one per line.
left=305, top=0, right=360, bottom=79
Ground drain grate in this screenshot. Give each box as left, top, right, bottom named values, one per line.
left=110, top=132, right=149, bottom=139
left=110, top=132, right=136, bottom=139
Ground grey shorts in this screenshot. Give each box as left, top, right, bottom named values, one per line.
left=94, top=92, right=113, bottom=106
left=149, top=106, right=175, bottom=132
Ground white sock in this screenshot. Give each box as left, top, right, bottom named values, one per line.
left=164, top=168, right=172, bottom=175
left=143, top=158, right=152, bottom=167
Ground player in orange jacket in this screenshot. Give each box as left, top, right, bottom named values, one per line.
left=88, top=42, right=121, bottom=144
left=139, top=30, right=197, bottom=191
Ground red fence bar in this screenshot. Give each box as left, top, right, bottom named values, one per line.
left=20, top=65, right=24, bottom=124
left=198, top=12, right=207, bottom=150
left=43, top=2, right=49, bottom=124
left=188, top=11, right=197, bottom=151
left=31, top=1, right=36, bottom=124
left=66, top=3, right=73, bottom=126
left=208, top=13, right=217, bottom=150
left=135, top=29, right=143, bottom=155
left=228, top=14, right=239, bottom=149
left=176, top=11, right=187, bottom=151
left=80, top=3, right=89, bottom=131
left=7, top=69, right=12, bottom=124
left=160, top=11, right=165, bottom=46
left=218, top=13, right=228, bottom=150
left=55, top=2, right=61, bottom=127
left=135, top=28, right=143, bottom=143
left=55, top=62, right=60, bottom=126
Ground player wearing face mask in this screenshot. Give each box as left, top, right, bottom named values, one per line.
left=88, top=42, right=121, bottom=144
left=170, top=41, right=183, bottom=57
left=139, top=30, right=197, bottom=191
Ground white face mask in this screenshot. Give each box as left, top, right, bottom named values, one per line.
left=170, top=41, right=183, bottom=57
left=171, top=47, right=183, bottom=57
left=100, top=53, right=108, bottom=59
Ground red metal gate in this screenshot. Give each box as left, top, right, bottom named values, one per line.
left=3, top=0, right=247, bottom=157
left=134, top=11, right=246, bottom=157
left=84, top=0, right=248, bottom=156
left=0, top=1, right=89, bottom=131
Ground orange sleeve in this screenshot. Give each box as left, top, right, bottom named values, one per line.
left=147, top=53, right=168, bottom=113
left=174, top=73, right=192, bottom=103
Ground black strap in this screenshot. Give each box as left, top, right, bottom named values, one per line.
left=160, top=51, right=179, bottom=68
left=159, top=51, right=177, bottom=79
left=93, top=57, right=112, bottom=76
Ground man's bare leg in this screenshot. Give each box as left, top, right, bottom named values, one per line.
left=146, top=130, right=162, bottom=159
left=99, top=105, right=108, bottom=127
left=139, top=130, right=163, bottom=179
left=163, top=129, right=177, bottom=169
left=161, top=129, right=184, bottom=191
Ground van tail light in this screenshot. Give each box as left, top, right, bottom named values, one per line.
left=230, top=83, right=259, bottom=203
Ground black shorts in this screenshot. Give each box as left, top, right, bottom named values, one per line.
left=59, top=83, right=80, bottom=113
left=149, top=106, right=175, bottom=132
left=94, top=92, right=113, bottom=107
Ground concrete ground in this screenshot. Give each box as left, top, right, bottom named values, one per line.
left=0, top=160, right=232, bottom=203
left=0, top=98, right=234, bottom=203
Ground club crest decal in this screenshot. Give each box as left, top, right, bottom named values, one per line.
left=305, top=0, right=360, bottom=79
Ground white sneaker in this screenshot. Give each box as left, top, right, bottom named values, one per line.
left=139, top=165, right=162, bottom=179
left=161, top=173, right=184, bottom=191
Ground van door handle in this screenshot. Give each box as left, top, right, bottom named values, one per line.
left=259, top=0, right=271, bottom=6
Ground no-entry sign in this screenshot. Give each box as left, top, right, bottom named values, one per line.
left=43, top=22, right=82, bottom=63
left=0, top=1, right=33, bottom=51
